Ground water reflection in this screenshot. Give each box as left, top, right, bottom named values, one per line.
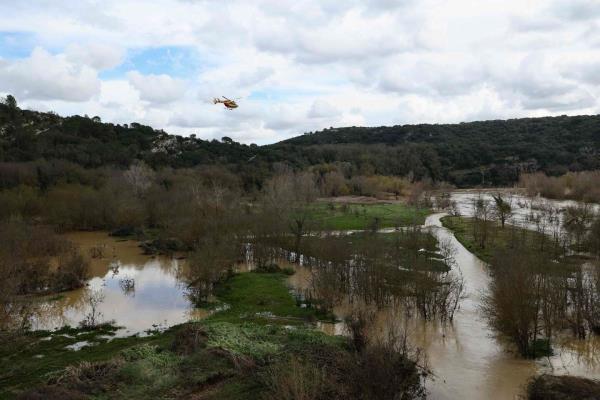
left=449, top=189, right=599, bottom=231
left=29, top=232, right=206, bottom=334
left=24, top=197, right=600, bottom=399
left=285, top=212, right=600, bottom=400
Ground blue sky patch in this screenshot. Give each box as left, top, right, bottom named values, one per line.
left=0, top=31, right=38, bottom=58
left=100, top=45, right=201, bottom=79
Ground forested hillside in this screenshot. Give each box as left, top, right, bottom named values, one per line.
left=0, top=99, right=272, bottom=190
left=2, top=96, right=600, bottom=187
left=277, top=116, right=600, bottom=186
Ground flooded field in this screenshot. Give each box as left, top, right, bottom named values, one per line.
left=25, top=192, right=600, bottom=399
left=29, top=232, right=207, bottom=334
left=449, top=189, right=600, bottom=230
left=287, top=212, right=600, bottom=399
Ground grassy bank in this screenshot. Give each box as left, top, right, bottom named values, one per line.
left=0, top=325, right=173, bottom=398
left=307, top=202, right=430, bottom=230
left=440, top=216, right=560, bottom=263
left=207, top=272, right=327, bottom=324
left=0, top=272, right=344, bottom=399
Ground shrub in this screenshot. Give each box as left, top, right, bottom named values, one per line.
left=47, top=359, right=124, bottom=389
left=527, top=374, right=600, bottom=400
left=263, top=356, right=330, bottom=400
left=348, top=342, right=426, bottom=400
left=254, top=263, right=295, bottom=275
left=51, top=250, right=89, bottom=292
left=171, top=324, right=208, bottom=355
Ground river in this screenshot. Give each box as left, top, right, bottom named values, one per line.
left=419, top=213, right=599, bottom=399
left=28, top=193, right=600, bottom=398
left=289, top=210, right=600, bottom=399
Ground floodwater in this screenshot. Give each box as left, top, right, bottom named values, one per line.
left=27, top=192, right=600, bottom=399
left=30, top=232, right=208, bottom=334
left=291, top=212, right=600, bottom=399
left=421, top=213, right=599, bottom=399
left=449, top=189, right=600, bottom=231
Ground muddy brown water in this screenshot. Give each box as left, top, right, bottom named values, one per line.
left=30, top=232, right=208, bottom=335
left=296, top=213, right=600, bottom=399
left=28, top=195, right=600, bottom=398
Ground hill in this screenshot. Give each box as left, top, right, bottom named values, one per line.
left=2, top=97, right=600, bottom=187
left=275, top=116, right=600, bottom=186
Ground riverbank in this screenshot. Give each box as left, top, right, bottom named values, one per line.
left=307, top=201, right=430, bottom=230
left=0, top=272, right=334, bottom=398
left=3, top=271, right=424, bottom=399
left=439, top=215, right=546, bottom=262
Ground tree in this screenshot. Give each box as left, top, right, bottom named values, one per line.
left=492, top=194, right=512, bottom=228
left=263, top=171, right=319, bottom=262
left=79, top=289, right=105, bottom=328
left=482, top=249, right=545, bottom=357
left=2, top=94, right=17, bottom=109
left=472, top=196, right=494, bottom=249
left=124, top=161, right=154, bottom=198
left=563, top=204, right=593, bottom=250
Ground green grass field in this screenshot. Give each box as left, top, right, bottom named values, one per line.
left=306, top=202, right=430, bottom=230
left=0, top=272, right=340, bottom=399
left=441, top=216, right=584, bottom=270
left=441, top=216, right=554, bottom=262
left=0, top=325, right=173, bottom=397
left=208, top=272, right=326, bottom=324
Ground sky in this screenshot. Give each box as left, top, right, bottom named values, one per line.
left=1, top=0, right=600, bottom=144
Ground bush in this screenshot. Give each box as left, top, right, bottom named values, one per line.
left=254, top=263, right=295, bottom=275
left=263, top=356, right=331, bottom=400
left=527, top=374, right=600, bottom=400
left=51, top=250, right=89, bottom=292
left=348, top=343, right=425, bottom=400
left=171, top=324, right=208, bottom=355
left=47, top=359, right=124, bottom=391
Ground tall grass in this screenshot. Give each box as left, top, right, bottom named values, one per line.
left=520, top=171, right=600, bottom=203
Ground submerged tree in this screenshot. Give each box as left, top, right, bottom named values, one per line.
left=482, top=248, right=546, bottom=357
left=492, top=194, right=512, bottom=228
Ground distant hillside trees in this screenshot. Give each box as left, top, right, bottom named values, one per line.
left=2, top=95, right=600, bottom=187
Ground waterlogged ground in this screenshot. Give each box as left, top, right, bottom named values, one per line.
left=449, top=189, right=600, bottom=230
left=30, top=232, right=208, bottom=334
left=421, top=214, right=600, bottom=399
left=285, top=208, right=600, bottom=399
left=23, top=193, right=600, bottom=399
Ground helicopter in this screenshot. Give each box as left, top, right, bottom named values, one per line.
left=213, top=96, right=239, bottom=110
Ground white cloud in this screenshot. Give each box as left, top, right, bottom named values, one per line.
left=3, top=0, right=600, bottom=144
left=308, top=99, right=341, bottom=118
left=127, top=71, right=186, bottom=104
left=0, top=47, right=100, bottom=102
left=66, top=43, right=124, bottom=70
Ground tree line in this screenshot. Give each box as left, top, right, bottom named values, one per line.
left=443, top=194, right=600, bottom=358
left=3, top=95, right=600, bottom=188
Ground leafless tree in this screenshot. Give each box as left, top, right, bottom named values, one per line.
left=80, top=289, right=105, bottom=328
left=123, top=161, right=154, bottom=198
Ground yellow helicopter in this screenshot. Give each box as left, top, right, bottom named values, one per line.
left=213, top=96, right=239, bottom=110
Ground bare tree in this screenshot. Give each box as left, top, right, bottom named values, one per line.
left=79, top=289, right=105, bottom=328
left=124, top=161, right=154, bottom=198
left=563, top=204, right=594, bottom=251
left=472, top=196, right=494, bottom=249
